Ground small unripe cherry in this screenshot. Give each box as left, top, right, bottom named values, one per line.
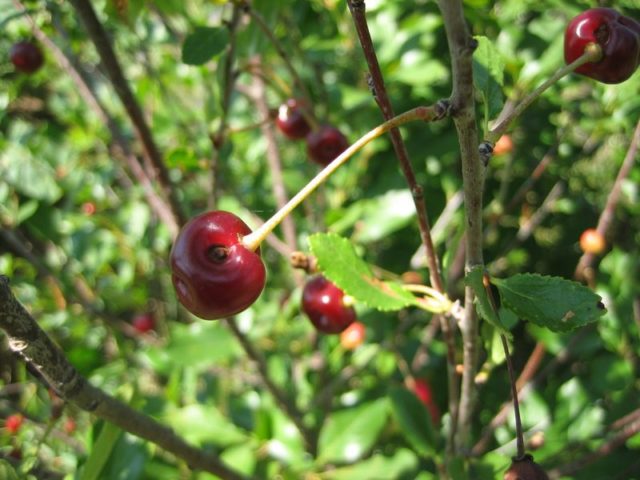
left=5, top=414, right=24, bottom=435
left=340, top=321, right=366, bottom=349
left=170, top=211, right=266, bottom=320
left=413, top=379, right=441, bottom=425
left=579, top=228, right=606, bottom=255
left=493, top=134, right=514, bottom=156
left=132, top=313, right=155, bottom=334
left=504, top=454, right=549, bottom=480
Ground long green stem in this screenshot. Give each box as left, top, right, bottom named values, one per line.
left=487, top=44, right=602, bottom=144
left=242, top=103, right=448, bottom=251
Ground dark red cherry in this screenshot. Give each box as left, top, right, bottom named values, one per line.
left=10, top=41, right=44, bottom=74
left=564, top=8, right=640, bottom=84
left=170, top=211, right=266, bottom=320
left=276, top=99, right=312, bottom=140
left=306, top=125, right=349, bottom=166
left=302, top=275, right=356, bottom=334
left=132, top=313, right=155, bottom=334
left=504, top=454, right=549, bottom=480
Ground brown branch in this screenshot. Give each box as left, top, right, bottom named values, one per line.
left=68, top=0, right=186, bottom=227
left=436, top=0, right=483, bottom=453
left=0, top=276, right=250, bottom=480
left=575, top=119, right=640, bottom=281
left=226, top=317, right=317, bottom=454
left=15, top=0, right=181, bottom=239
left=345, top=1, right=459, bottom=455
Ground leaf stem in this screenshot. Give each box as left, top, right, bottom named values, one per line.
left=242, top=104, right=449, bottom=251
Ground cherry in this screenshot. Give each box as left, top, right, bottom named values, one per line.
left=10, top=41, right=44, bottom=74
left=170, top=210, right=266, bottom=320
left=132, top=313, right=155, bottom=334
left=413, top=379, right=441, bottom=425
left=504, top=454, right=549, bottom=480
left=579, top=228, right=606, bottom=255
left=81, top=202, right=96, bottom=216
left=564, top=8, right=640, bottom=84
left=306, top=125, right=349, bottom=166
left=340, top=321, right=366, bottom=350
left=493, top=134, right=514, bottom=156
left=5, top=414, right=24, bottom=435
left=276, top=99, right=312, bottom=140
left=63, top=418, right=77, bottom=435
left=302, top=275, right=356, bottom=334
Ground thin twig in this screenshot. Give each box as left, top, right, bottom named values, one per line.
left=575, top=119, right=640, bottom=281
left=15, top=0, right=181, bottom=239
left=0, top=277, right=250, bottom=480
left=68, top=0, right=186, bottom=226
left=226, top=317, right=317, bottom=454
left=436, top=0, right=484, bottom=453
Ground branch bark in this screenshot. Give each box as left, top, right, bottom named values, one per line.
left=436, top=0, right=484, bottom=453
left=0, top=276, right=250, bottom=480
left=68, top=0, right=186, bottom=227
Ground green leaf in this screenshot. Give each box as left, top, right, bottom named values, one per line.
left=388, top=387, right=438, bottom=457
left=322, top=448, right=419, bottom=480
left=308, top=233, right=418, bottom=311
left=182, top=26, right=229, bottom=65
left=0, top=460, right=19, bottom=480
left=163, top=404, right=248, bottom=446
left=317, top=398, right=389, bottom=463
left=80, top=421, right=122, bottom=480
left=472, top=36, right=505, bottom=122
left=465, top=266, right=510, bottom=333
left=492, top=273, right=606, bottom=332
left=0, top=143, right=62, bottom=203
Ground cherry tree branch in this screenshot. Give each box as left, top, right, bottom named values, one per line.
left=68, top=0, right=186, bottom=227
left=345, top=0, right=459, bottom=456
left=14, top=0, right=181, bottom=239
left=0, top=276, right=250, bottom=480
left=575, top=119, right=640, bottom=281
left=226, top=317, right=317, bottom=454
left=436, top=0, right=483, bottom=453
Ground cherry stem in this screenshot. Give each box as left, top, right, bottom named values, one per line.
left=482, top=271, right=526, bottom=459
left=487, top=43, right=602, bottom=144
left=242, top=103, right=448, bottom=251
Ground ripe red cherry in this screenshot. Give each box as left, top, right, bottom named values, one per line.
left=504, top=454, right=549, bottom=480
left=170, top=211, right=266, bottom=320
left=340, top=321, right=366, bottom=349
left=276, top=99, right=312, bottom=140
left=413, top=379, right=441, bottom=425
left=564, top=8, right=640, bottom=84
left=306, top=125, right=349, bottom=166
left=579, top=228, right=606, bottom=255
left=10, top=41, right=44, bottom=74
left=132, top=313, right=155, bottom=334
left=302, top=275, right=356, bottom=334
left=5, top=414, right=24, bottom=435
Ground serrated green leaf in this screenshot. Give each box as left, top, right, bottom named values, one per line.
left=492, top=274, right=606, bottom=332
left=388, top=387, right=437, bottom=457
left=465, top=265, right=509, bottom=333
left=182, top=26, right=229, bottom=65
left=473, top=36, right=505, bottom=123
left=308, top=233, right=418, bottom=311
left=317, top=399, right=389, bottom=463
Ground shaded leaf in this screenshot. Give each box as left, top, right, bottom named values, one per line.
left=388, top=386, right=437, bottom=457
left=182, top=26, right=229, bottom=65
left=309, top=233, right=418, bottom=311
left=473, top=36, right=505, bottom=121
left=322, top=448, right=419, bottom=480
left=318, top=399, right=389, bottom=463
left=492, top=273, right=606, bottom=332
left=465, top=265, right=510, bottom=333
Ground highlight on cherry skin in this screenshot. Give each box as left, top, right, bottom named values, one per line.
left=302, top=275, right=356, bottom=334
left=276, top=98, right=312, bottom=140
left=170, top=210, right=266, bottom=320
left=306, top=125, right=350, bottom=166
left=564, top=8, right=640, bottom=84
